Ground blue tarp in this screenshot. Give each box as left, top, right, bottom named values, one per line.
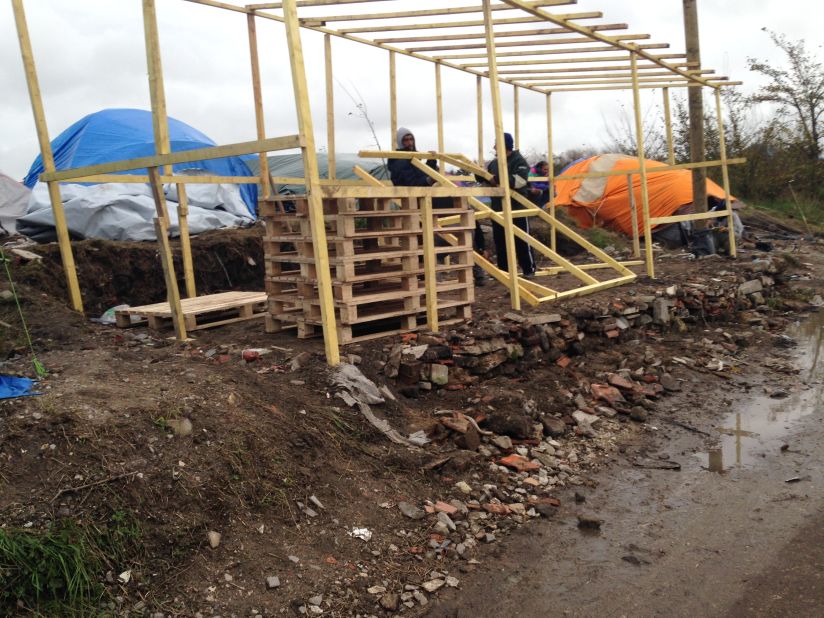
left=0, top=375, right=37, bottom=399
left=23, top=108, right=257, bottom=216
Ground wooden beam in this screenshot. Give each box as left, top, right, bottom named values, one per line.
left=175, top=183, right=197, bottom=298
left=465, top=53, right=687, bottom=69
left=250, top=0, right=389, bottom=8
left=542, top=81, right=738, bottom=93
left=715, top=88, right=737, bottom=257
left=485, top=0, right=518, bottom=310
left=302, top=1, right=574, bottom=23
left=435, top=63, right=444, bottom=171
left=247, top=13, right=272, bottom=197
left=410, top=33, right=650, bottom=53
left=148, top=167, right=187, bottom=340
left=477, top=76, right=484, bottom=167
left=377, top=23, right=630, bottom=45
left=11, top=0, right=83, bottom=313
left=42, top=136, right=302, bottom=182
left=143, top=0, right=172, bottom=179
left=420, top=196, right=439, bottom=331
left=499, top=62, right=694, bottom=76
left=338, top=12, right=604, bottom=35
left=651, top=209, right=731, bottom=226
left=437, top=42, right=670, bottom=62
left=663, top=86, right=675, bottom=165
left=324, top=33, right=336, bottom=179
left=546, top=92, right=555, bottom=251
left=320, top=186, right=503, bottom=198
left=627, top=174, right=640, bottom=257
left=631, top=52, right=655, bottom=278
left=282, top=0, right=339, bottom=365
left=500, top=0, right=718, bottom=87
left=513, top=85, right=520, bottom=149
left=67, top=174, right=261, bottom=184
left=389, top=50, right=397, bottom=151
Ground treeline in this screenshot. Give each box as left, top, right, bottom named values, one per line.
left=580, top=30, right=824, bottom=205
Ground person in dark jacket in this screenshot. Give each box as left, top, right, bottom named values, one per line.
left=387, top=127, right=438, bottom=188
left=478, top=132, right=536, bottom=278
left=389, top=127, right=488, bottom=285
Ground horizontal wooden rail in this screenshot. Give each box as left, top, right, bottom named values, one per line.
left=41, top=135, right=302, bottom=182
left=556, top=157, right=746, bottom=181
left=650, top=209, right=732, bottom=226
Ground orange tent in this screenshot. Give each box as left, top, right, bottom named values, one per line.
left=554, top=154, right=731, bottom=237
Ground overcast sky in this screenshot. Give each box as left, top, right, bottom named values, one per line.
left=1, top=0, right=820, bottom=180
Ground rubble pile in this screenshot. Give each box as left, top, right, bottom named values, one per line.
left=380, top=261, right=781, bottom=394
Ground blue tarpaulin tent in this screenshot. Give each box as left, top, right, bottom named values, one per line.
left=23, top=108, right=257, bottom=215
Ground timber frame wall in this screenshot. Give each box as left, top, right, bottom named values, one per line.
left=12, top=0, right=742, bottom=366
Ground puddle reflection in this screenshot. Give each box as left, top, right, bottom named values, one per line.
left=702, top=311, right=824, bottom=471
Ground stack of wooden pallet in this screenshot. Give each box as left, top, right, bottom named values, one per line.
left=261, top=193, right=474, bottom=343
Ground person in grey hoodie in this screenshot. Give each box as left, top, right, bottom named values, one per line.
left=388, top=127, right=488, bottom=285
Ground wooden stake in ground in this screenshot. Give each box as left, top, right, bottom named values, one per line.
left=683, top=0, right=708, bottom=229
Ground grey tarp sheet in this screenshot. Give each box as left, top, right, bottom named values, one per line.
left=18, top=180, right=254, bottom=242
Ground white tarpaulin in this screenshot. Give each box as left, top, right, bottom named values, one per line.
left=18, top=179, right=255, bottom=242
left=0, top=173, right=31, bottom=236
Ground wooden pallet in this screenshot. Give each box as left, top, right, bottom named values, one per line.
left=115, top=291, right=267, bottom=332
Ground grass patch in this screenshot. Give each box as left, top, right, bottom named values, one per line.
left=0, top=512, right=143, bottom=616
left=751, top=198, right=824, bottom=230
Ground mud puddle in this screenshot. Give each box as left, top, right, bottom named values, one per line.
left=702, top=310, right=824, bottom=471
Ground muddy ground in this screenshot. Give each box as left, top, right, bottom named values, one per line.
left=0, top=211, right=822, bottom=617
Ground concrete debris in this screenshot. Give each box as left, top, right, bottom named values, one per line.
left=207, top=530, right=221, bottom=549
left=398, top=501, right=425, bottom=520
left=266, top=576, right=280, bottom=589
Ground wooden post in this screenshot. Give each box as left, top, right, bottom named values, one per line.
left=476, top=76, right=484, bottom=167
left=435, top=62, right=444, bottom=170
left=631, top=51, right=655, bottom=278
left=176, top=183, right=197, bottom=298
left=282, top=0, right=340, bottom=365
left=627, top=174, right=641, bottom=257
left=148, top=167, right=187, bottom=340
left=324, top=34, right=336, bottom=179
left=247, top=13, right=271, bottom=197
left=389, top=51, right=397, bottom=151
left=683, top=0, right=707, bottom=229
left=143, top=0, right=172, bottom=182
left=483, top=0, right=520, bottom=309
left=662, top=87, right=675, bottom=165
left=715, top=88, right=737, bottom=257
left=514, top=85, right=520, bottom=150
left=546, top=92, right=556, bottom=251
left=11, top=0, right=83, bottom=313
left=421, top=196, right=439, bottom=331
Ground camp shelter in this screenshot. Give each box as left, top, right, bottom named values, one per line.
left=0, top=173, right=31, bottom=236
left=246, top=153, right=387, bottom=195
left=24, top=108, right=258, bottom=215
left=555, top=154, right=733, bottom=238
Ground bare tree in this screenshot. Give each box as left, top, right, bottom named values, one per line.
left=748, top=30, right=824, bottom=161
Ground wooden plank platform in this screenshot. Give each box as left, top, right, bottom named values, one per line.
left=115, top=291, right=267, bottom=332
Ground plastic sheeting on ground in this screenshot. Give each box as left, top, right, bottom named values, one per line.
left=0, top=375, right=38, bottom=399
left=18, top=180, right=254, bottom=242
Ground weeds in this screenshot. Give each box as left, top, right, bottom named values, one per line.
left=0, top=512, right=143, bottom=615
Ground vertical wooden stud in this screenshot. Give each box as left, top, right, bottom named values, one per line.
left=627, top=174, right=641, bottom=258
left=11, top=0, right=83, bottom=313
left=546, top=92, right=556, bottom=251
left=324, top=34, right=336, bottom=179
left=663, top=86, right=675, bottom=165
left=421, top=196, right=439, bottom=331
left=176, top=183, right=197, bottom=297
left=389, top=51, right=397, bottom=151
left=142, top=0, right=172, bottom=182
left=483, top=0, right=520, bottom=309
left=282, top=0, right=340, bottom=365
left=476, top=76, right=484, bottom=167
left=514, top=85, right=520, bottom=150
left=715, top=88, right=737, bottom=257
left=435, top=62, right=444, bottom=169
left=247, top=13, right=271, bottom=197
left=148, top=167, right=186, bottom=340
left=631, top=52, right=655, bottom=278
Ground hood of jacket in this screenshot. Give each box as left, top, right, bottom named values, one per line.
left=396, top=127, right=415, bottom=150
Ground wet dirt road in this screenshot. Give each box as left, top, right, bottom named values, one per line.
left=426, top=316, right=824, bottom=618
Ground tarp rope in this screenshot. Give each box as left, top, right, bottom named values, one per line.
left=0, top=247, right=46, bottom=378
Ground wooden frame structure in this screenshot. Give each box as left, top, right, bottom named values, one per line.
left=13, top=0, right=742, bottom=366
